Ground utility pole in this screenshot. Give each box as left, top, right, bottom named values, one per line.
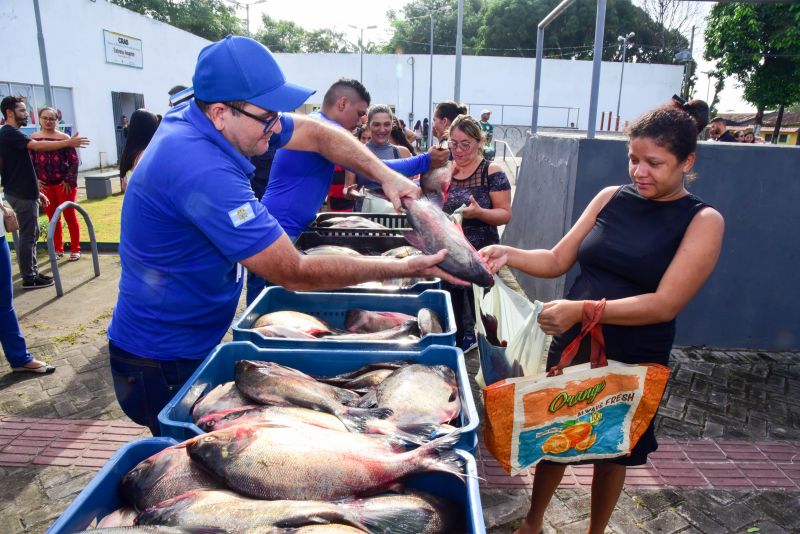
left=428, top=13, right=434, bottom=149
left=33, top=0, right=53, bottom=106
left=454, top=0, right=464, bottom=101
left=348, top=25, right=377, bottom=83
left=407, top=57, right=415, bottom=123
left=615, top=32, right=634, bottom=121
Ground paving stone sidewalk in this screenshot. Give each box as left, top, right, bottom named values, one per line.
left=0, top=255, right=797, bottom=532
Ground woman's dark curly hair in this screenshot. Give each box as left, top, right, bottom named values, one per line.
left=627, top=100, right=708, bottom=163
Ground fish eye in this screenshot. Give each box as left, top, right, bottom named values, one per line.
left=203, top=436, right=215, bottom=442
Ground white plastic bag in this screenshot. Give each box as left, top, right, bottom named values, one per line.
left=473, top=275, right=547, bottom=387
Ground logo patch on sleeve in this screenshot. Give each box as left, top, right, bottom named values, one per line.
left=228, top=202, right=256, bottom=227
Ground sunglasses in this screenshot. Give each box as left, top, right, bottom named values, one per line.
left=227, top=104, right=281, bottom=134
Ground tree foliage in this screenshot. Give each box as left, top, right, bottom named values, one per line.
left=704, top=3, right=800, bottom=113
left=382, top=0, right=689, bottom=63
left=254, top=15, right=354, bottom=53
left=110, top=0, right=242, bottom=41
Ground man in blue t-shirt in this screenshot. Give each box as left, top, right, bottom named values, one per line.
left=248, top=79, right=449, bottom=304
left=106, top=36, right=458, bottom=435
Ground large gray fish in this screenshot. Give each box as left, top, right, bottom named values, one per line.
left=195, top=404, right=446, bottom=446
left=192, top=381, right=255, bottom=423
left=74, top=528, right=225, bottom=533
left=346, top=490, right=464, bottom=534
left=324, top=321, right=419, bottom=342
left=187, top=423, right=464, bottom=501
left=252, top=311, right=332, bottom=337
left=136, top=490, right=368, bottom=533
left=344, top=309, right=416, bottom=333
left=119, top=444, right=224, bottom=511
left=402, top=197, right=494, bottom=287
left=319, top=368, right=396, bottom=390
left=318, top=361, right=412, bottom=383
left=302, top=245, right=363, bottom=257
left=318, top=216, right=387, bottom=229
left=420, top=161, right=453, bottom=208
left=138, top=489, right=457, bottom=534
left=235, top=361, right=390, bottom=432
left=359, top=364, right=461, bottom=425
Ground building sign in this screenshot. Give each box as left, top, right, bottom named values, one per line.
left=103, top=30, right=143, bottom=69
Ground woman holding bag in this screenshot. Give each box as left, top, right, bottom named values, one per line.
left=480, top=101, right=723, bottom=534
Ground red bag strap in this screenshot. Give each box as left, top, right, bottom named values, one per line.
left=547, top=299, right=607, bottom=376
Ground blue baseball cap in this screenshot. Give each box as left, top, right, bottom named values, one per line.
left=192, top=35, right=315, bottom=112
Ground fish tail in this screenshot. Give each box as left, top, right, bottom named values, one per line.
left=418, top=431, right=467, bottom=481
left=353, top=505, right=435, bottom=534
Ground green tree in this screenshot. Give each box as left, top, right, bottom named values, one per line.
left=110, top=0, right=242, bottom=41
left=383, top=0, right=688, bottom=62
left=704, top=3, right=800, bottom=127
left=253, top=16, right=353, bottom=53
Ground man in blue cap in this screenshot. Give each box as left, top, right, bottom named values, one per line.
left=107, top=36, right=457, bottom=434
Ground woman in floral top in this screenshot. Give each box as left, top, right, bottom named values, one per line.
left=443, top=114, right=512, bottom=349
left=30, top=107, right=80, bottom=261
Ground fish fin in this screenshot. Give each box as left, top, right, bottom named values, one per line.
left=394, top=423, right=448, bottom=443
left=274, top=512, right=368, bottom=532
left=339, top=407, right=394, bottom=433
left=358, top=506, right=436, bottom=534
left=356, top=389, right=378, bottom=408
left=402, top=230, right=426, bottom=252
left=331, top=384, right=362, bottom=407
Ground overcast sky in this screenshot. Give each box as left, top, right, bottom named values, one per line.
left=241, top=0, right=752, bottom=113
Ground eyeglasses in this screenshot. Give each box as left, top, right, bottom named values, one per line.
left=227, top=104, right=281, bottom=134
left=450, top=141, right=477, bottom=153
left=41, top=117, right=58, bottom=122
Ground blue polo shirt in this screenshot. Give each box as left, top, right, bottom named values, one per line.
left=263, top=110, right=432, bottom=238
left=107, top=100, right=292, bottom=360
left=262, top=110, right=336, bottom=239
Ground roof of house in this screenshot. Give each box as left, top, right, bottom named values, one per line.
left=715, top=111, right=800, bottom=127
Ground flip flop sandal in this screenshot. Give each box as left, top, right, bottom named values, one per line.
left=12, top=363, right=56, bottom=374
left=68, top=252, right=81, bottom=262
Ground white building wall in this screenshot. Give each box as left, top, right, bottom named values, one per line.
left=1, top=0, right=683, bottom=170
left=1, top=0, right=209, bottom=169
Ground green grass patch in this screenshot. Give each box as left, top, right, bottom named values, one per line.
left=6, top=193, right=123, bottom=244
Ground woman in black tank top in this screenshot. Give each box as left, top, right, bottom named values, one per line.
left=481, top=102, right=724, bottom=534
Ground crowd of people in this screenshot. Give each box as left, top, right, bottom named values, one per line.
left=708, top=116, right=766, bottom=143
left=0, top=34, right=726, bottom=533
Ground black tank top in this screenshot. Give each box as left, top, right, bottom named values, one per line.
left=547, top=184, right=710, bottom=368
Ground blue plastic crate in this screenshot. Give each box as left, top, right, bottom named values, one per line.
left=158, top=342, right=478, bottom=451
left=46, top=438, right=178, bottom=534
left=233, top=287, right=456, bottom=350
left=47, top=439, right=485, bottom=534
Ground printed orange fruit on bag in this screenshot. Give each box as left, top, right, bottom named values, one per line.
left=574, top=433, right=597, bottom=451
left=541, top=433, right=570, bottom=454
left=561, top=422, right=592, bottom=446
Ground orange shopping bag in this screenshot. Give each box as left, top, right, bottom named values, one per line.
left=483, top=300, right=670, bottom=475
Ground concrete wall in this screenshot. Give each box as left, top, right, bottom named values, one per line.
left=504, top=134, right=800, bottom=350
left=1, top=0, right=210, bottom=169
left=277, top=53, right=683, bottom=131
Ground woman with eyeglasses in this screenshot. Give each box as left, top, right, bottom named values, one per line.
left=30, top=107, right=81, bottom=261
left=444, top=114, right=512, bottom=351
